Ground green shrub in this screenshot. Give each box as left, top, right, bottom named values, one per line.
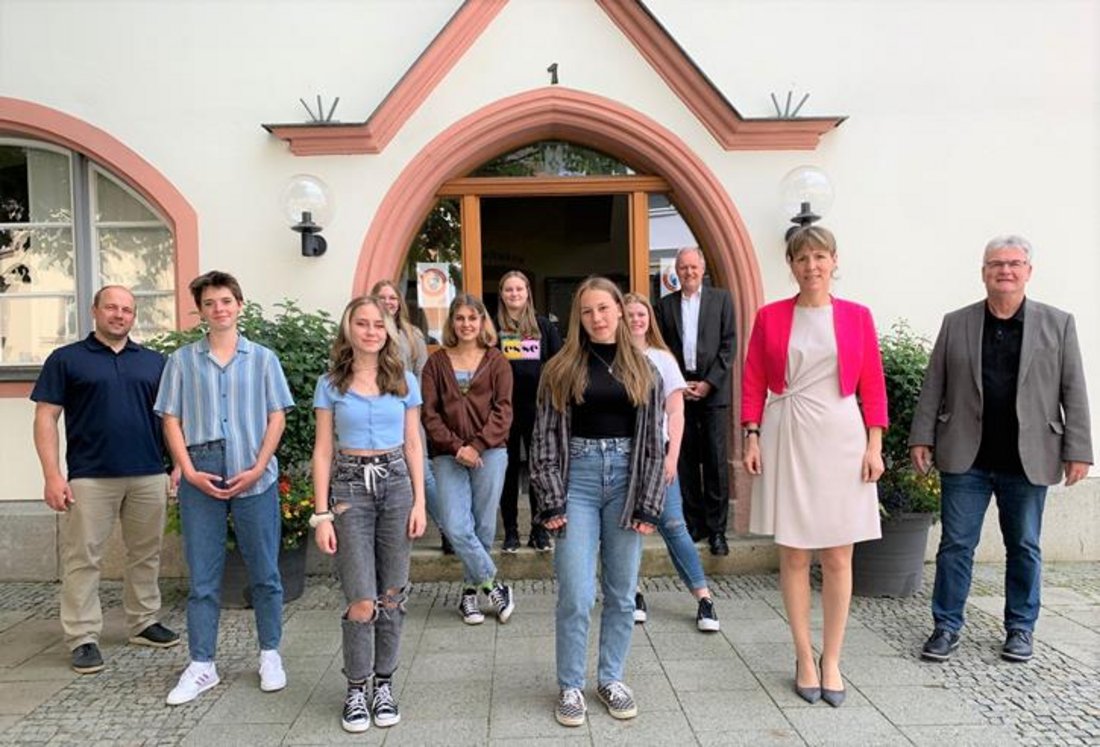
left=878, top=320, right=941, bottom=517
left=148, top=299, right=335, bottom=548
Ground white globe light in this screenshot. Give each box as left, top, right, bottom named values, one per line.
left=280, top=174, right=334, bottom=227
left=779, top=165, right=834, bottom=219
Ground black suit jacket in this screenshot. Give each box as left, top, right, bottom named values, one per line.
left=655, top=286, right=736, bottom=407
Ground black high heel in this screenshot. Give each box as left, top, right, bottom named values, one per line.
left=819, top=656, right=846, bottom=707
left=794, top=659, right=821, bottom=704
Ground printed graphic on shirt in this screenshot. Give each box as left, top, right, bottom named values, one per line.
left=500, top=333, right=541, bottom=361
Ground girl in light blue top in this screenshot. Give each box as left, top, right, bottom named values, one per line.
left=310, top=295, right=426, bottom=733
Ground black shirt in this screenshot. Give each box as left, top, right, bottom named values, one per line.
left=974, top=300, right=1025, bottom=473
left=571, top=342, right=636, bottom=438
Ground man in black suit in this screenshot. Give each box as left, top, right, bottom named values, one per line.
left=655, top=247, right=736, bottom=555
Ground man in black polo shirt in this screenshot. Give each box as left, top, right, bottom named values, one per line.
left=32, top=285, right=179, bottom=674
left=909, top=235, right=1092, bottom=663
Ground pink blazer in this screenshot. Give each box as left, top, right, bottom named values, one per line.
left=741, top=295, right=888, bottom=428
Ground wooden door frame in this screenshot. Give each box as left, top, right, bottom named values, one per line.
left=440, top=175, right=670, bottom=297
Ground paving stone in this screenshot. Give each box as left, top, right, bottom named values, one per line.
left=835, top=654, right=938, bottom=687
left=696, top=728, right=807, bottom=745
left=784, top=705, right=910, bottom=745
left=648, top=631, right=738, bottom=661
left=662, top=656, right=759, bottom=691
left=755, top=669, right=871, bottom=709
left=0, top=679, right=68, bottom=715
left=586, top=706, right=695, bottom=743
left=181, top=722, right=289, bottom=746
left=860, top=685, right=989, bottom=726
left=721, top=617, right=798, bottom=644
left=901, top=723, right=1023, bottom=745
left=0, top=619, right=63, bottom=668
left=680, top=688, right=790, bottom=732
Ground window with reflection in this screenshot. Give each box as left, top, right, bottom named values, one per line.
left=472, top=140, right=635, bottom=177
left=402, top=198, right=461, bottom=344
left=647, top=193, right=708, bottom=302
left=0, top=140, right=176, bottom=367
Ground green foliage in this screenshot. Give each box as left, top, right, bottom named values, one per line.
left=149, top=299, right=336, bottom=548
left=878, top=320, right=941, bottom=517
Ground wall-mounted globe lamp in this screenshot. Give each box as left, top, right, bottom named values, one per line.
left=280, top=174, right=334, bottom=257
left=779, top=165, right=834, bottom=241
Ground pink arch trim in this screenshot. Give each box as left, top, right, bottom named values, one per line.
left=354, top=86, right=762, bottom=530
left=0, top=97, right=199, bottom=334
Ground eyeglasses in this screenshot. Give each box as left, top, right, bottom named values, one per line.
left=984, top=259, right=1029, bottom=270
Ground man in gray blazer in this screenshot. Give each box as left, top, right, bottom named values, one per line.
left=655, top=247, right=736, bottom=556
left=909, top=235, right=1092, bottom=663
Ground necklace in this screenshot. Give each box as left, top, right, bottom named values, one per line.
left=589, top=346, right=615, bottom=375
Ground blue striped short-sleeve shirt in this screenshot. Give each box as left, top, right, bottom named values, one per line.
left=154, top=334, right=294, bottom=496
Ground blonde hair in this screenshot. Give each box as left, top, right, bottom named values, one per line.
left=785, top=225, right=837, bottom=262
left=327, top=296, right=409, bottom=397
left=539, top=277, right=654, bottom=411
left=622, top=292, right=670, bottom=352
left=496, top=270, right=541, bottom=339
left=441, top=294, right=498, bottom=349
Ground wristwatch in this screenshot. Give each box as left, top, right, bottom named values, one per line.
left=742, top=427, right=760, bottom=439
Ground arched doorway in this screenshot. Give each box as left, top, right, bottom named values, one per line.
left=355, top=86, right=762, bottom=532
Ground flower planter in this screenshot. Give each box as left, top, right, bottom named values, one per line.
left=221, top=543, right=308, bottom=609
left=852, top=512, right=934, bottom=598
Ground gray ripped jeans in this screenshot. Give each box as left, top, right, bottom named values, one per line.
left=331, top=449, right=413, bottom=682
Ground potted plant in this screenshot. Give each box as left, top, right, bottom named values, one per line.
left=852, top=320, right=942, bottom=597
left=150, top=300, right=335, bottom=605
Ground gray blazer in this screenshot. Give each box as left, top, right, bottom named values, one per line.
left=908, top=299, right=1092, bottom=486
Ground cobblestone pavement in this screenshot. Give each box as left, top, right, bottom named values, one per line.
left=0, top=564, right=1096, bottom=745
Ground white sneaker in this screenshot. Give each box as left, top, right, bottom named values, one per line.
left=259, top=649, right=287, bottom=692
left=166, top=661, right=220, bottom=705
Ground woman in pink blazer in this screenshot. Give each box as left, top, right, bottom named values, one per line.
left=741, top=226, right=888, bottom=708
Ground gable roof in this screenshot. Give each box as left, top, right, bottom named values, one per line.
left=263, top=0, right=844, bottom=155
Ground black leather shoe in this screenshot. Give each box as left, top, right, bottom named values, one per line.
left=1002, top=629, right=1033, bottom=662
left=708, top=534, right=729, bottom=556
left=920, top=628, right=961, bottom=661
left=502, top=530, right=520, bottom=554
left=71, top=643, right=104, bottom=674
left=129, top=622, right=180, bottom=648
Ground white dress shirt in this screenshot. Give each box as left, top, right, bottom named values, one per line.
left=681, top=288, right=702, bottom=373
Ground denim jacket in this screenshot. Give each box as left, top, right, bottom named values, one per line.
left=530, top=369, right=666, bottom=529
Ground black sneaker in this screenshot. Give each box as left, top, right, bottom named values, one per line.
left=1002, top=629, right=1034, bottom=662
left=920, top=628, right=961, bottom=661
left=502, top=530, right=520, bottom=554
left=459, top=589, right=484, bottom=625
left=341, top=682, right=370, bottom=733
left=596, top=680, right=638, bottom=719
left=528, top=525, right=553, bottom=552
left=441, top=534, right=455, bottom=555
left=71, top=642, right=104, bottom=674
left=488, top=582, right=515, bottom=623
left=555, top=687, right=586, bottom=727
left=371, top=679, right=400, bottom=727
left=633, top=592, right=647, bottom=624
left=129, top=622, right=181, bottom=648
left=696, top=597, right=720, bottom=632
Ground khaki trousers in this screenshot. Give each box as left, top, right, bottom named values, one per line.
left=61, top=474, right=168, bottom=649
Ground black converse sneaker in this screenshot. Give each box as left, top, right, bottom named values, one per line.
left=341, top=682, right=370, bottom=733
left=555, top=687, right=587, bottom=727
left=597, top=680, right=638, bottom=719
left=459, top=589, right=484, bottom=625
left=633, top=592, right=648, bottom=624
left=696, top=597, right=720, bottom=632
left=488, top=582, right=515, bottom=623
left=371, top=679, right=400, bottom=727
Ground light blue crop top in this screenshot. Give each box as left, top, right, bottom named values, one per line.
left=313, top=370, right=422, bottom=450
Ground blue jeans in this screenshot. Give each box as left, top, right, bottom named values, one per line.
left=179, top=441, right=283, bottom=661
left=658, top=477, right=707, bottom=591
left=331, top=451, right=413, bottom=682
left=933, top=468, right=1047, bottom=633
left=555, top=438, right=642, bottom=690
left=430, top=448, right=507, bottom=586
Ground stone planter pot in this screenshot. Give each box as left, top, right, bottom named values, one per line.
left=852, top=512, right=934, bottom=598
left=221, top=543, right=308, bottom=609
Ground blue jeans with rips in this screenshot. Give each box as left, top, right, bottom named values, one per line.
left=554, top=437, right=643, bottom=690
left=179, top=440, right=282, bottom=662
left=933, top=468, right=1048, bottom=633
left=330, top=450, right=413, bottom=682
left=658, top=477, right=708, bottom=591
left=430, top=448, right=507, bottom=586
